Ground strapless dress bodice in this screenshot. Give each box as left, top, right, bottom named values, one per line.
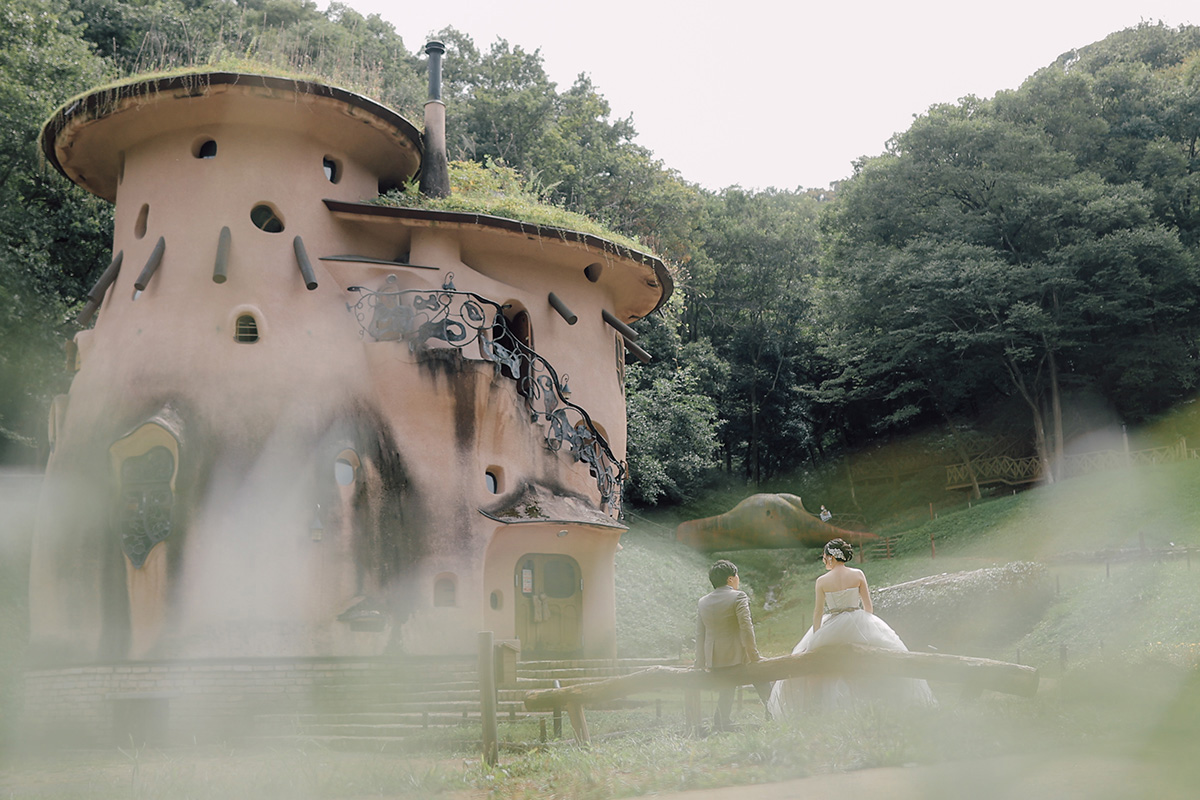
left=824, top=586, right=862, bottom=613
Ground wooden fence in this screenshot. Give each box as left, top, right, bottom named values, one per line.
left=946, top=439, right=1196, bottom=490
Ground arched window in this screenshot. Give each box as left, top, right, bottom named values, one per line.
left=110, top=424, right=179, bottom=569
left=235, top=314, right=259, bottom=343
left=434, top=575, right=457, bottom=607
left=491, top=307, right=533, bottom=393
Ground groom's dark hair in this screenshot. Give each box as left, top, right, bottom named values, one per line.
left=708, top=560, right=738, bottom=588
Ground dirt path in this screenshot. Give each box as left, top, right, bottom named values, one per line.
left=643, top=752, right=1165, bottom=800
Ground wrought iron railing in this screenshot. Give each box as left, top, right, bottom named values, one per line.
left=347, top=275, right=624, bottom=513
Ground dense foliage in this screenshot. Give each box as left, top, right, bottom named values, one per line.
left=5, top=3, right=1200, bottom=507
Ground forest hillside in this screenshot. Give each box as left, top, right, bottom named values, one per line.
left=4, top=4, right=1200, bottom=522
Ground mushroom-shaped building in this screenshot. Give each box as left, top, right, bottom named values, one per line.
left=28, top=67, right=670, bottom=740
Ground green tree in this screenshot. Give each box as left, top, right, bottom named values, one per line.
left=0, top=0, right=111, bottom=461
left=688, top=187, right=827, bottom=482
left=624, top=362, right=721, bottom=506
left=823, top=73, right=1200, bottom=481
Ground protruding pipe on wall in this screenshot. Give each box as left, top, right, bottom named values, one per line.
left=213, top=226, right=231, bottom=284
left=548, top=292, right=578, bottom=325
left=134, top=237, right=165, bottom=291
left=419, top=41, right=451, bottom=199
left=293, top=236, right=318, bottom=290
left=76, top=300, right=99, bottom=327
left=602, top=309, right=639, bottom=342
left=624, top=339, right=652, bottom=364
left=87, top=251, right=123, bottom=303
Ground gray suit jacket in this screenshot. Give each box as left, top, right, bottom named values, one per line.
left=695, top=585, right=761, bottom=669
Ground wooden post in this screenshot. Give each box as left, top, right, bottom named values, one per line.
left=134, top=237, right=166, bottom=291
left=478, top=631, right=498, bottom=766
left=87, top=251, right=124, bottom=303
left=548, top=292, right=578, bottom=324
left=293, top=236, right=318, bottom=290
left=564, top=701, right=590, bottom=745
left=553, top=706, right=562, bottom=738
left=212, top=226, right=231, bottom=284
left=683, top=688, right=702, bottom=734
left=539, top=718, right=547, bottom=743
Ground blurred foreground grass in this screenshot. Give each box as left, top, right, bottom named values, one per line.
left=3, top=674, right=1199, bottom=798
left=4, top=459, right=1200, bottom=797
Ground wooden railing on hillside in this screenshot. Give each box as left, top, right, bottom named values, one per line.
left=524, top=644, right=1038, bottom=744
left=945, top=439, right=1197, bottom=490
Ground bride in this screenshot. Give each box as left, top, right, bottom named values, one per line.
left=768, top=538, right=935, bottom=717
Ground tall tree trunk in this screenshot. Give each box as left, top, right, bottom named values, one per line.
left=749, top=379, right=760, bottom=485
left=1004, top=354, right=1053, bottom=484
left=1048, top=349, right=1065, bottom=482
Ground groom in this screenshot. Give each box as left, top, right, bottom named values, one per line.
left=695, top=559, right=772, bottom=730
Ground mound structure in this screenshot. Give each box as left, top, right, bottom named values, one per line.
left=873, top=562, right=1053, bottom=655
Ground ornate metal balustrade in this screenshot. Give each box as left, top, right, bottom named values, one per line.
left=348, top=275, right=624, bottom=513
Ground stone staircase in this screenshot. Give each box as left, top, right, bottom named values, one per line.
left=249, top=655, right=682, bottom=751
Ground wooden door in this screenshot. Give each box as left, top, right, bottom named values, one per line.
left=514, top=554, right=582, bottom=658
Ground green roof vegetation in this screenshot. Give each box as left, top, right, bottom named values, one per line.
left=376, top=160, right=650, bottom=254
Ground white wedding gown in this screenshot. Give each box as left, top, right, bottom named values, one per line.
left=767, top=587, right=935, bottom=717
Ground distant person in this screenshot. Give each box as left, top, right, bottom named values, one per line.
left=695, top=559, right=772, bottom=730
left=767, top=539, right=934, bottom=717
left=819, top=505, right=832, bottom=522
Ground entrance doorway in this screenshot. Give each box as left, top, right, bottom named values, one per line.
left=514, top=554, right=582, bottom=658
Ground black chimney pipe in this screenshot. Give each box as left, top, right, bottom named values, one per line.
left=426, top=40, right=444, bottom=103
left=419, top=41, right=451, bottom=198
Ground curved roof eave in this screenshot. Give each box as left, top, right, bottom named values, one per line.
left=323, top=198, right=675, bottom=316
left=40, top=71, right=424, bottom=185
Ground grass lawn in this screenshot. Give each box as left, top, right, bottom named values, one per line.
left=4, top=461, right=1200, bottom=797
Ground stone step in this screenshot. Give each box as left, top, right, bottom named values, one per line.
left=309, top=682, right=481, bottom=698
left=250, top=656, right=685, bottom=736
left=516, top=657, right=680, bottom=671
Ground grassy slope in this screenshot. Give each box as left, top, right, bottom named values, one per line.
left=3, top=464, right=1200, bottom=797
left=616, top=459, right=1200, bottom=671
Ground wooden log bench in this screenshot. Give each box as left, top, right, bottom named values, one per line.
left=523, top=643, right=1038, bottom=744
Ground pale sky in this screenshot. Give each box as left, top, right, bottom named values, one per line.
left=326, top=0, right=1197, bottom=192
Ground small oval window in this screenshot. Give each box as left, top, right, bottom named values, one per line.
left=250, top=204, right=284, bottom=233
left=194, top=139, right=217, bottom=159
left=485, top=470, right=499, bottom=494
left=323, top=156, right=340, bottom=183
left=235, top=314, right=259, bottom=343
left=490, top=591, right=502, bottom=610
left=335, top=458, right=356, bottom=486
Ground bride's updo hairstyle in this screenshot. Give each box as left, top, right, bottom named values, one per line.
left=823, top=538, right=853, bottom=563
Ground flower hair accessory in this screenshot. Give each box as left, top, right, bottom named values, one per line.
left=825, top=546, right=846, bottom=561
